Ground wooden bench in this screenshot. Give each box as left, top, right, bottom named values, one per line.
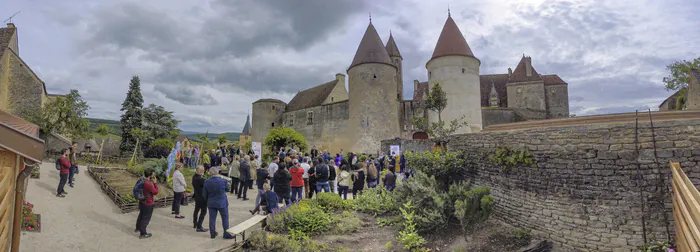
left=226, top=214, right=267, bottom=242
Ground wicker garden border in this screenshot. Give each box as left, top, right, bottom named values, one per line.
left=87, top=166, right=193, bottom=213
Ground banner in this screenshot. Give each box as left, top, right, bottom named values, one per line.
left=389, top=145, right=401, bottom=156
left=252, top=142, right=262, bottom=162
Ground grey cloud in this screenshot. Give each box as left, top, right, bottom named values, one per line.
left=153, top=84, right=218, bottom=106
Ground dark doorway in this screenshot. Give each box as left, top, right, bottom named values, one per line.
left=412, top=132, right=428, bottom=140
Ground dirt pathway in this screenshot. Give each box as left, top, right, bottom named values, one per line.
left=20, top=162, right=256, bottom=252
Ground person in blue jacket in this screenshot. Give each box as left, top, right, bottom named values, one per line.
left=203, top=167, right=234, bottom=239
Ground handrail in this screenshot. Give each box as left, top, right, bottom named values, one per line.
left=670, top=161, right=700, bottom=251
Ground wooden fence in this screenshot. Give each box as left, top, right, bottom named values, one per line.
left=0, top=151, right=17, bottom=252
left=670, top=161, right=700, bottom=252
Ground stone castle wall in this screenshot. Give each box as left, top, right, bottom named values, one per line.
left=284, top=100, right=350, bottom=153
left=382, top=117, right=700, bottom=251
left=427, top=55, right=482, bottom=133
left=545, top=84, right=569, bottom=118
left=6, top=51, right=44, bottom=119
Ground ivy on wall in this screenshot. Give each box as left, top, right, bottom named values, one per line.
left=488, top=146, right=534, bottom=172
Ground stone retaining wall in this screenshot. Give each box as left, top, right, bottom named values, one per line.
left=382, top=118, right=700, bottom=251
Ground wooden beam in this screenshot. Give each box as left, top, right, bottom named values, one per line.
left=673, top=179, right=700, bottom=249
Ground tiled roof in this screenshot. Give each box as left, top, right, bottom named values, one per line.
left=658, top=88, right=685, bottom=109
left=430, top=15, right=475, bottom=61
left=541, top=74, right=567, bottom=85
left=413, top=81, right=429, bottom=100
left=349, top=23, right=393, bottom=69
left=507, top=56, right=542, bottom=83
left=385, top=34, right=402, bottom=59
left=242, top=114, right=252, bottom=135
left=480, top=74, right=509, bottom=107
left=0, top=26, right=15, bottom=59
left=0, top=109, right=39, bottom=136
left=253, top=98, right=286, bottom=104
left=285, top=79, right=339, bottom=112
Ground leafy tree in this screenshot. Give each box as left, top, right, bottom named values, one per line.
left=412, top=83, right=468, bottom=150
left=142, top=103, right=180, bottom=146
left=129, top=128, right=145, bottom=165
left=29, top=89, right=90, bottom=139
left=120, top=76, right=144, bottom=155
left=217, top=135, right=228, bottom=145
left=663, top=57, right=700, bottom=110
left=263, top=127, right=308, bottom=153
left=95, top=124, right=110, bottom=164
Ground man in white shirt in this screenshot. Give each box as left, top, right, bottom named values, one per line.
left=268, top=157, right=279, bottom=190
left=301, top=158, right=311, bottom=199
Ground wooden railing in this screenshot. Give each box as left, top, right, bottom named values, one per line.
left=670, top=161, right=700, bottom=252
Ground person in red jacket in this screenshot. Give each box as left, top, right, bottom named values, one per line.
left=56, top=148, right=71, bottom=197
left=135, top=168, right=159, bottom=239
left=289, top=159, right=304, bottom=203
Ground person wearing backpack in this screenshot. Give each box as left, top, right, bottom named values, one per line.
left=351, top=164, right=366, bottom=198
left=135, top=168, right=159, bottom=239
left=56, top=148, right=71, bottom=197
left=366, top=159, right=378, bottom=188
left=314, top=158, right=330, bottom=193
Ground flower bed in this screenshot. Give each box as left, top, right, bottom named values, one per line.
left=87, top=166, right=193, bottom=213
left=21, top=201, right=41, bottom=232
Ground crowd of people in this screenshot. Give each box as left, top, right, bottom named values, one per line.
left=56, top=141, right=410, bottom=240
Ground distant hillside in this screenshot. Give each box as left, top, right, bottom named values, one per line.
left=86, top=118, right=240, bottom=141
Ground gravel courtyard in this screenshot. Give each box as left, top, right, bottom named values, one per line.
left=20, top=162, right=256, bottom=252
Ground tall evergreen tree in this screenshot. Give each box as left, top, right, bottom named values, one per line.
left=119, top=76, right=144, bottom=155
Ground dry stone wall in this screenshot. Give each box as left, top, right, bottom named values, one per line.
left=382, top=118, right=700, bottom=251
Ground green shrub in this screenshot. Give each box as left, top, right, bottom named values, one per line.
left=150, top=138, right=174, bottom=149
left=246, top=230, right=341, bottom=252
left=377, top=216, right=401, bottom=227
left=454, top=185, right=494, bottom=232
left=397, top=201, right=427, bottom=252
left=352, top=187, right=399, bottom=216
left=404, top=150, right=466, bottom=191
left=637, top=240, right=674, bottom=252
left=268, top=201, right=333, bottom=236
left=315, top=192, right=346, bottom=211
left=385, top=241, right=393, bottom=251
left=122, top=194, right=138, bottom=203
left=393, top=171, right=448, bottom=233
left=489, top=146, right=534, bottom=172
left=141, top=158, right=168, bottom=183
left=330, top=211, right=363, bottom=235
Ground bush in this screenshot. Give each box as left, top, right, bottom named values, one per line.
left=122, top=194, right=138, bottom=203
left=352, top=187, right=399, bottom=216
left=246, top=230, right=343, bottom=252
left=150, top=138, right=174, bottom=149
left=488, top=146, right=534, bottom=172
left=315, top=192, right=346, bottom=211
left=404, top=150, right=466, bottom=191
left=268, top=201, right=333, bottom=236
left=514, top=228, right=531, bottom=244
left=330, top=211, right=363, bottom=235
left=141, top=158, right=168, bottom=183
left=21, top=201, right=40, bottom=231
left=377, top=216, right=401, bottom=227
left=453, top=185, right=494, bottom=232
left=397, top=201, right=427, bottom=252
left=394, top=170, right=448, bottom=233
left=143, top=146, right=170, bottom=159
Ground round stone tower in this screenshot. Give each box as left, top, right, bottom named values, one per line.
left=426, top=13, right=482, bottom=133
left=347, top=21, right=401, bottom=153
left=252, top=99, right=286, bottom=144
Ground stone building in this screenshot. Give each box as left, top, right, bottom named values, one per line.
left=252, top=14, right=569, bottom=153
left=239, top=114, right=252, bottom=150
left=0, top=23, right=63, bottom=119
left=658, top=68, right=700, bottom=111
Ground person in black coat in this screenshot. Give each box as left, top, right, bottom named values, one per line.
left=273, top=163, right=292, bottom=205
left=351, top=166, right=365, bottom=198
left=191, top=166, right=208, bottom=232
left=238, top=156, right=251, bottom=200
left=255, top=163, right=270, bottom=206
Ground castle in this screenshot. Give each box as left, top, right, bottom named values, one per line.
left=251, top=14, right=570, bottom=153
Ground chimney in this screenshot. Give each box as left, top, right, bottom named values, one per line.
left=507, top=67, right=512, bottom=76
left=7, top=23, right=15, bottom=29
left=335, top=73, right=345, bottom=84
left=413, top=80, right=419, bottom=91
left=525, top=57, right=532, bottom=77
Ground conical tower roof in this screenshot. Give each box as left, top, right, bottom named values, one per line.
left=349, top=23, right=393, bottom=70
left=430, top=15, right=476, bottom=61
left=241, top=114, right=252, bottom=136
left=385, top=33, right=402, bottom=59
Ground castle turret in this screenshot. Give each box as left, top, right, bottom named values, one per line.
left=347, top=21, right=400, bottom=153
left=426, top=13, right=482, bottom=133
left=251, top=99, right=286, bottom=144
left=386, top=33, right=403, bottom=100
left=239, top=114, right=253, bottom=150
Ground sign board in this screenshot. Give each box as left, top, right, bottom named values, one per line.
left=389, top=145, right=401, bottom=156
left=251, top=142, right=262, bottom=162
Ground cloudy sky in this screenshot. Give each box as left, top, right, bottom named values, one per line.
left=4, top=0, right=699, bottom=133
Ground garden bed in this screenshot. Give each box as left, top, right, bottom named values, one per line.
left=23, top=214, right=41, bottom=232
left=87, top=166, right=193, bottom=213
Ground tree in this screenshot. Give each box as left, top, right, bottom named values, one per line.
left=412, top=83, right=468, bottom=150
left=129, top=128, right=145, bottom=165
left=95, top=124, right=110, bottom=165
left=663, top=57, right=700, bottom=110
left=217, top=135, right=228, bottom=145
left=29, top=89, right=90, bottom=139
left=120, top=76, right=144, bottom=155
left=263, top=127, right=308, bottom=153
left=142, top=104, right=180, bottom=146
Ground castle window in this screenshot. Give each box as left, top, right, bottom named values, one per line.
left=373, top=74, right=377, bottom=79
left=429, top=72, right=432, bottom=78
left=271, top=122, right=275, bottom=127
left=462, top=68, right=465, bottom=73
left=307, top=111, right=313, bottom=125
left=272, top=105, right=276, bottom=111
left=331, top=97, right=334, bottom=102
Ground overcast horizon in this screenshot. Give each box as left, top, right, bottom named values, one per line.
left=3, top=0, right=699, bottom=133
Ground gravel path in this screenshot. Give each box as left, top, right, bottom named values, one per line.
left=20, top=162, right=257, bottom=252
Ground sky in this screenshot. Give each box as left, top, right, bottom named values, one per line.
left=3, top=0, right=700, bottom=133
